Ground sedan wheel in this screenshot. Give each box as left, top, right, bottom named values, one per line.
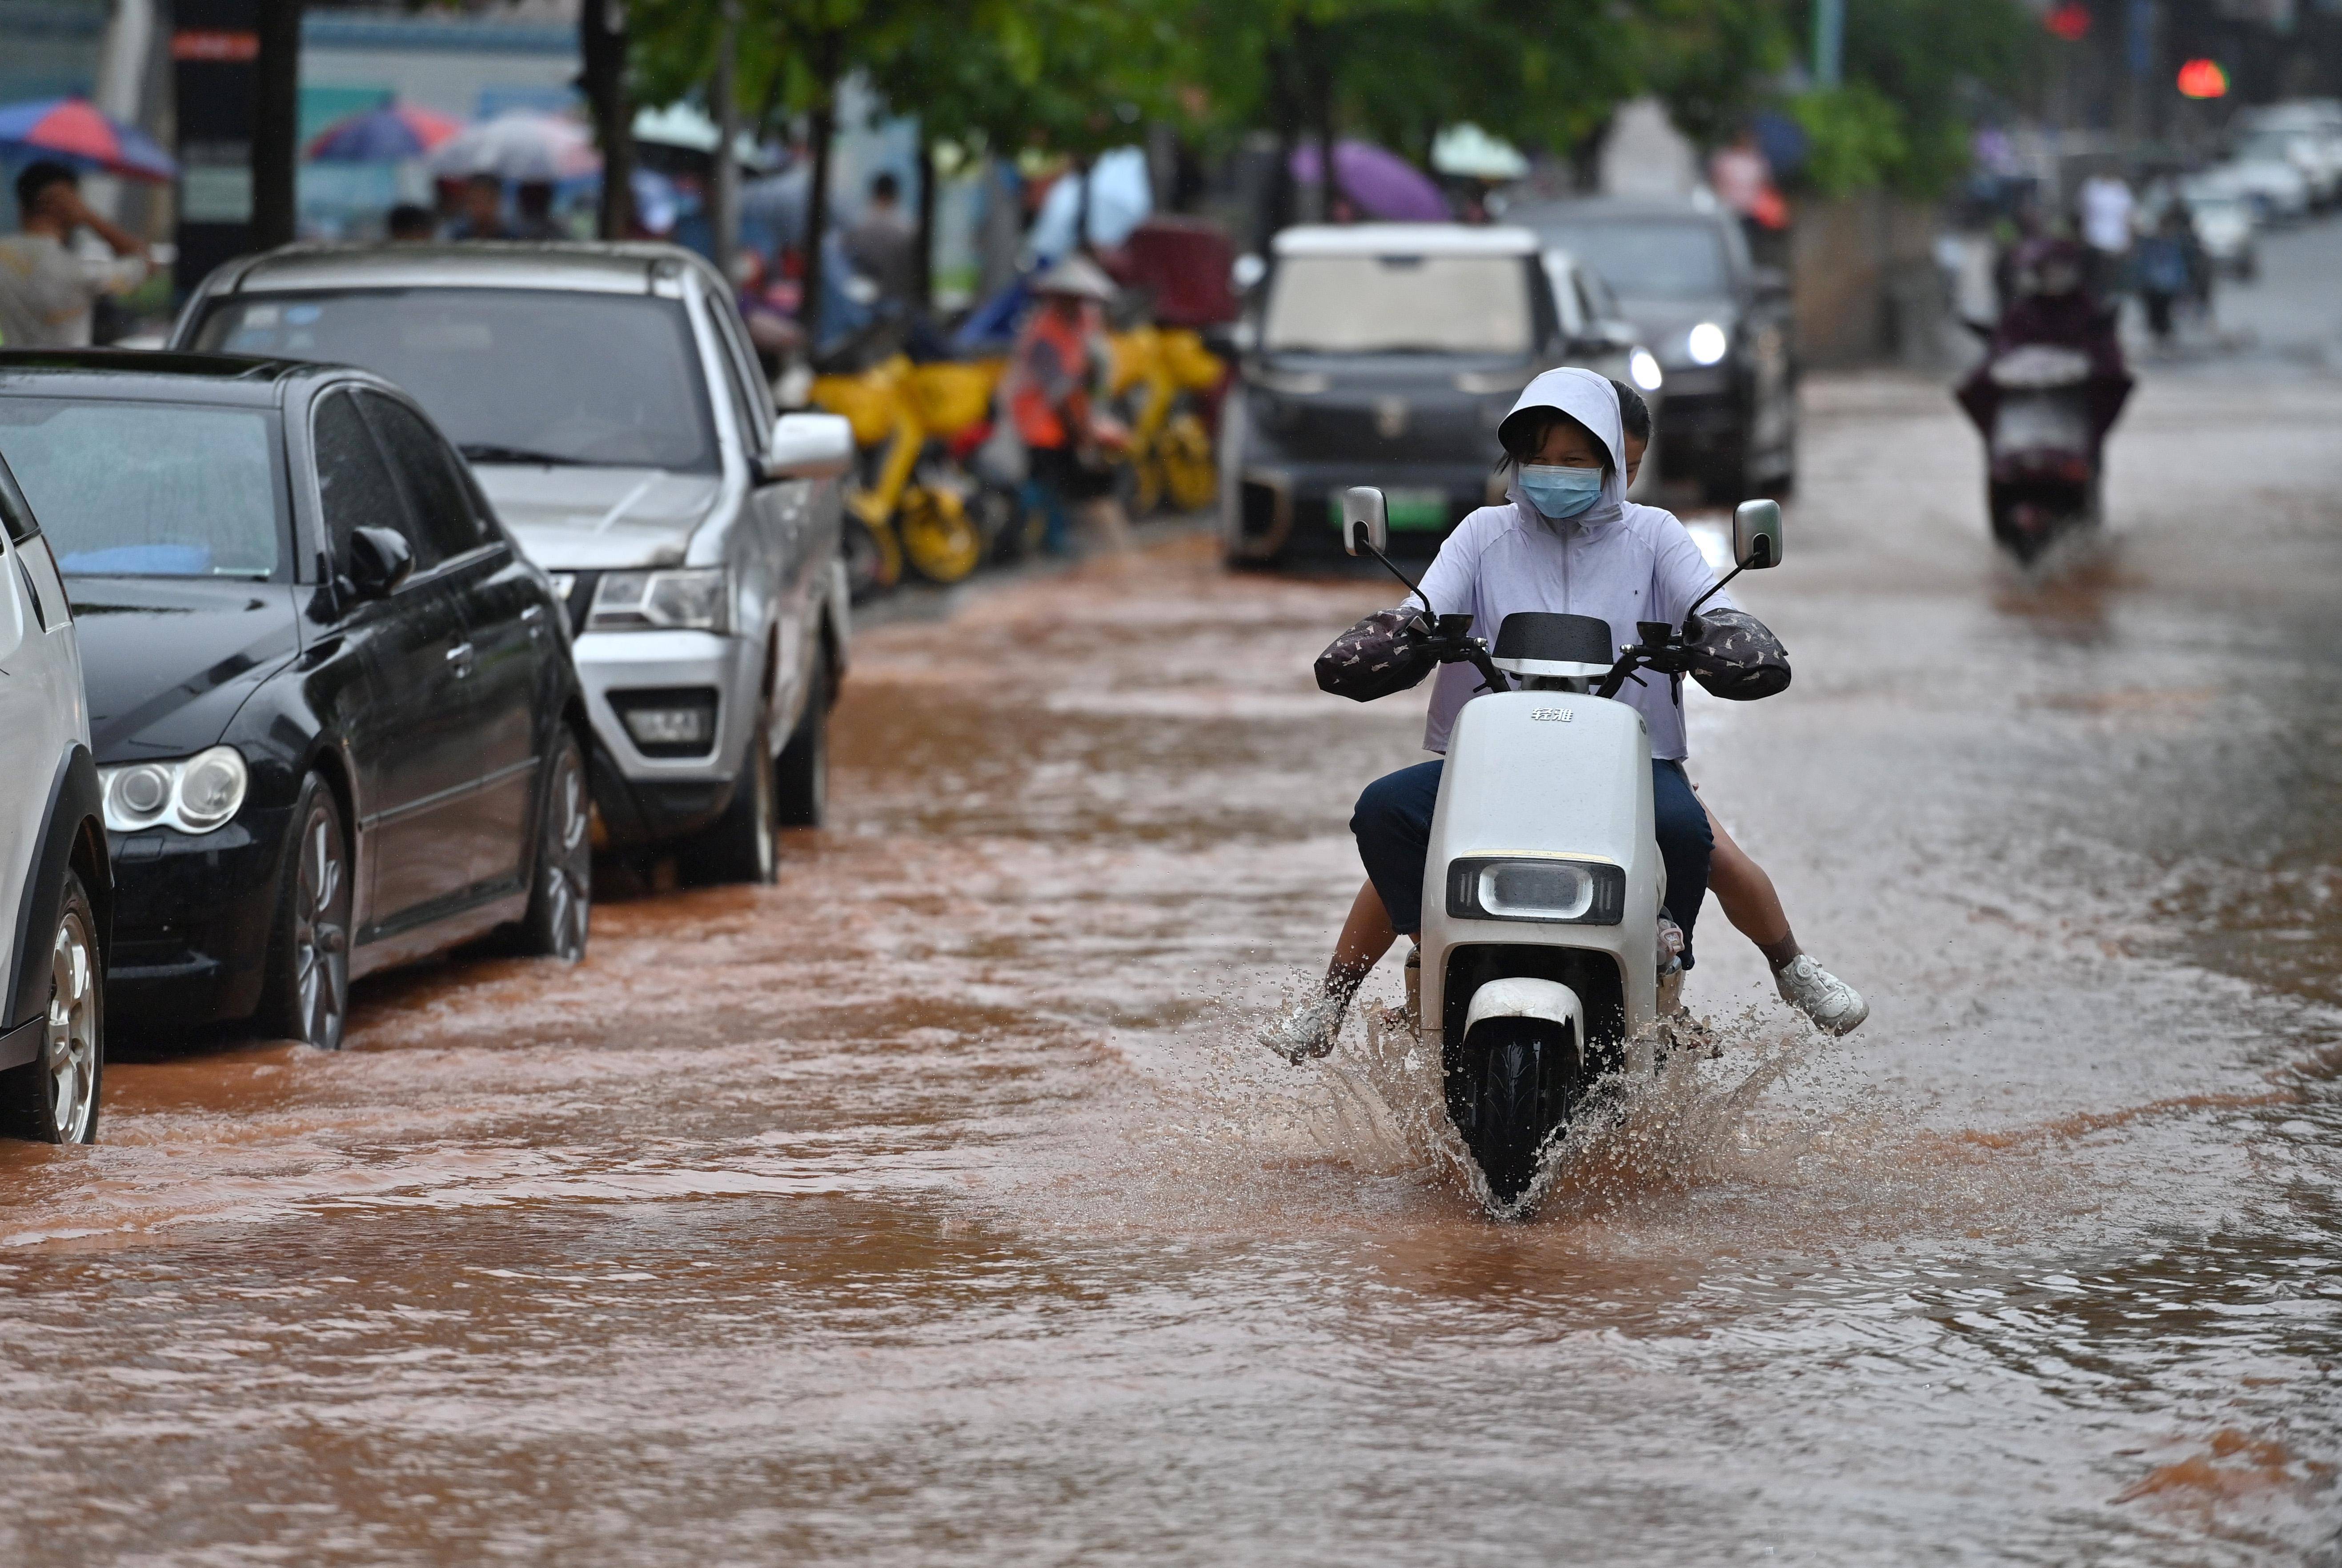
left=265, top=777, right=351, bottom=1051
left=0, top=870, right=103, bottom=1144
left=517, top=732, right=592, bottom=961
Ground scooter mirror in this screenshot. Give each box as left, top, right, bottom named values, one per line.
left=1732, top=498, right=1784, bottom=570
left=1341, top=487, right=1389, bottom=557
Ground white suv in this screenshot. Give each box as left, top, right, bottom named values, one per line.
left=0, top=452, right=108, bottom=1143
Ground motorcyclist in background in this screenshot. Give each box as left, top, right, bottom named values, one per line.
left=1262, top=370, right=1866, bottom=1064
left=1957, top=237, right=2133, bottom=463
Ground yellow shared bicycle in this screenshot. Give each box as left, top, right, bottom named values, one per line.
left=810, top=355, right=999, bottom=594
left=1107, top=325, right=1224, bottom=516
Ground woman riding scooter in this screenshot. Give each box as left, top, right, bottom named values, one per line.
left=1263, top=369, right=1862, bottom=1062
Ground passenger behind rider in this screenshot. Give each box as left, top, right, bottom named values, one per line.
left=1615, top=380, right=1865, bottom=1035
left=1263, top=369, right=1864, bottom=1063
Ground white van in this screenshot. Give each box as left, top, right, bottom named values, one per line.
left=0, top=451, right=108, bottom=1143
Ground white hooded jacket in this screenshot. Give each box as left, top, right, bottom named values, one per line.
left=1409, top=368, right=1728, bottom=761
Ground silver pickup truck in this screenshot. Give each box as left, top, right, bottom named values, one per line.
left=173, top=243, right=854, bottom=883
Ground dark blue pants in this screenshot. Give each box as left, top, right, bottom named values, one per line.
left=1350, top=758, right=1713, bottom=967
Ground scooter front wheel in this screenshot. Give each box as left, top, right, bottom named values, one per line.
left=1448, top=1015, right=1580, bottom=1207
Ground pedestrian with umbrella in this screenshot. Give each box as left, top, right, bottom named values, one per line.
left=0, top=96, right=171, bottom=348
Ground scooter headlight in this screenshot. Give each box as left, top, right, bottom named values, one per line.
left=1446, top=857, right=1625, bottom=926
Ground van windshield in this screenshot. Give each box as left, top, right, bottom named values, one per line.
left=1263, top=254, right=1533, bottom=355
left=193, top=288, right=719, bottom=472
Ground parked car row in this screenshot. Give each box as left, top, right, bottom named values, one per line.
left=1219, top=202, right=1791, bottom=570
left=0, top=241, right=857, bottom=1143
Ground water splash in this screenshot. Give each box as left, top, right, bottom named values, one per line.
left=1295, top=1000, right=1869, bottom=1223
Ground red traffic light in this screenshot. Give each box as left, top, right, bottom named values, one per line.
left=2045, top=2, right=2091, bottom=41
left=2177, top=58, right=2230, bottom=100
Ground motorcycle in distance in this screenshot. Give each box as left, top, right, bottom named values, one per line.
left=1976, top=342, right=2103, bottom=565
left=1337, top=486, right=1785, bottom=1211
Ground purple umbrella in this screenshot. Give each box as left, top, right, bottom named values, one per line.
left=1289, top=139, right=1449, bottom=222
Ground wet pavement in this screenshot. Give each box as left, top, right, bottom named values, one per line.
left=6, top=224, right=2342, bottom=1565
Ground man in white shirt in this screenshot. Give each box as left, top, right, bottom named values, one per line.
left=2077, top=172, right=2134, bottom=298
left=0, top=162, right=150, bottom=349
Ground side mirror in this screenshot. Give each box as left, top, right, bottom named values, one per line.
left=766, top=412, right=855, bottom=481
left=1732, top=498, right=1783, bottom=570
left=1340, top=486, right=1388, bottom=557
left=345, top=525, right=413, bottom=599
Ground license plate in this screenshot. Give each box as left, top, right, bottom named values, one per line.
left=1328, top=488, right=1446, bottom=533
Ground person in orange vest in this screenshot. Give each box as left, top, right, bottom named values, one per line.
left=1007, top=255, right=1130, bottom=555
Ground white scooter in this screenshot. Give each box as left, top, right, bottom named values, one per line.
left=1339, top=486, right=1784, bottom=1204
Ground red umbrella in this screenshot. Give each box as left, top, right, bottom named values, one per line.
left=0, top=96, right=175, bottom=181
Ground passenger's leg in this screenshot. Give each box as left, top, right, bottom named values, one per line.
left=1704, top=805, right=1797, bottom=965
left=1699, top=796, right=1870, bottom=1036
left=1649, top=760, right=1713, bottom=969
left=1260, top=759, right=1442, bottom=1062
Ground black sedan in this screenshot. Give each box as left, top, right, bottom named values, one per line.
left=0, top=351, right=594, bottom=1050
left=1510, top=199, right=1797, bottom=501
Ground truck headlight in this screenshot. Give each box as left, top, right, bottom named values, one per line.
left=100, top=745, right=249, bottom=835
left=587, top=567, right=728, bottom=632
left=1445, top=857, right=1625, bottom=926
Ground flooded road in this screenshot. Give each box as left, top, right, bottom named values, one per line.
left=8, top=236, right=2342, bottom=1565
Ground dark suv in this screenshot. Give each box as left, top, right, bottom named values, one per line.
left=1510, top=199, right=1797, bottom=501
left=1219, top=223, right=1650, bottom=568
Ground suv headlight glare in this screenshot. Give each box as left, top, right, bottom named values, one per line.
left=1629, top=348, right=1664, bottom=391
left=1686, top=321, right=1729, bottom=365
left=588, top=567, right=728, bottom=632
left=101, top=745, right=249, bottom=835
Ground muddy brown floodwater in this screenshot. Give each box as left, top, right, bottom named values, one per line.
left=8, top=315, right=2342, bottom=1562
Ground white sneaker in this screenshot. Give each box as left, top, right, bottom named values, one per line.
left=1774, top=954, right=1868, bottom=1036
left=1259, top=991, right=1348, bottom=1063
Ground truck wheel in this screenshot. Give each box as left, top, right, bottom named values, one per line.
left=774, top=649, right=829, bottom=829
left=0, top=869, right=103, bottom=1143
left=260, top=775, right=352, bottom=1051
left=677, top=718, right=778, bottom=886
left=513, top=730, right=591, bottom=961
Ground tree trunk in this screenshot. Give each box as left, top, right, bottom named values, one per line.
left=912, top=135, right=936, bottom=311
left=581, top=0, right=633, bottom=239
left=710, top=0, right=741, bottom=282
left=1263, top=41, right=1300, bottom=241
left=1071, top=151, right=1093, bottom=257
left=1304, top=24, right=1338, bottom=221
left=798, top=36, right=839, bottom=335
left=249, top=0, right=300, bottom=248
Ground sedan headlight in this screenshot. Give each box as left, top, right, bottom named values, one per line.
left=1628, top=349, right=1664, bottom=392
left=101, top=745, right=249, bottom=835
left=587, top=567, right=728, bottom=632
left=1445, top=856, right=1625, bottom=926
left=1685, top=321, right=1730, bottom=366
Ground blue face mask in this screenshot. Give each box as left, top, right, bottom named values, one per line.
left=1518, top=463, right=1605, bottom=520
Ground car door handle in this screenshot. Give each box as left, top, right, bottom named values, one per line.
left=446, top=641, right=475, bottom=675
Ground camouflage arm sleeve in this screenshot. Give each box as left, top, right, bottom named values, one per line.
left=1315, top=607, right=1437, bottom=703
left=1684, top=606, right=1791, bottom=701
